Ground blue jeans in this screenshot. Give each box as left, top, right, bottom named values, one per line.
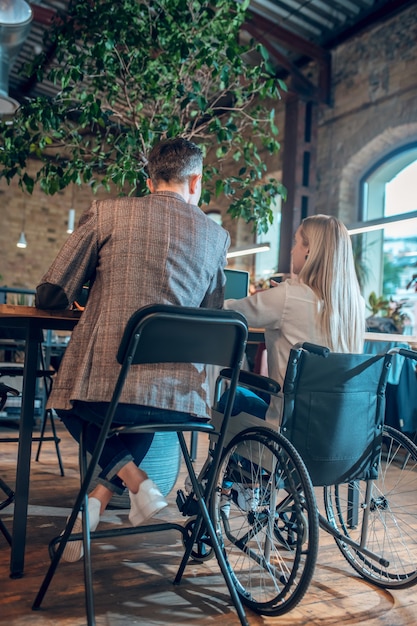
left=58, top=401, right=196, bottom=494
left=217, top=386, right=269, bottom=420
left=217, top=387, right=268, bottom=482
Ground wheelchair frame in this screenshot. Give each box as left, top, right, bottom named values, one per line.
left=177, top=343, right=417, bottom=617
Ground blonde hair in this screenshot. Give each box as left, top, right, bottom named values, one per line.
left=298, top=214, right=365, bottom=353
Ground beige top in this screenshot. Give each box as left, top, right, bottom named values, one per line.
left=225, top=279, right=326, bottom=426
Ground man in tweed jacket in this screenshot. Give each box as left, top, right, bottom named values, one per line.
left=35, top=137, right=230, bottom=560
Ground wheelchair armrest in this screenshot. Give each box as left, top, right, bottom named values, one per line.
left=394, top=347, right=417, bottom=361
left=293, top=342, right=330, bottom=357
left=218, top=368, right=281, bottom=396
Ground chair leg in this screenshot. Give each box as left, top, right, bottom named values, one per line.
left=0, top=476, right=14, bottom=502
left=81, top=491, right=96, bottom=626
left=190, top=431, right=198, bottom=462
left=0, top=477, right=14, bottom=546
left=79, top=431, right=96, bottom=626
left=35, top=410, right=48, bottom=460
left=32, top=425, right=97, bottom=624
left=0, top=518, right=12, bottom=545
left=48, top=410, right=65, bottom=477
left=32, top=496, right=86, bottom=613
left=35, top=409, right=65, bottom=476
left=174, top=433, right=250, bottom=626
left=35, top=360, right=65, bottom=476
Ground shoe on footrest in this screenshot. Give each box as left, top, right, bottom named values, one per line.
left=61, top=497, right=101, bottom=563
left=232, top=483, right=260, bottom=512
left=129, top=479, right=168, bottom=527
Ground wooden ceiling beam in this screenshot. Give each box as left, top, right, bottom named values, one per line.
left=245, top=10, right=330, bottom=63
left=244, top=21, right=320, bottom=102
left=244, top=12, right=331, bottom=105
left=324, top=0, right=417, bottom=48
left=29, top=4, right=57, bottom=26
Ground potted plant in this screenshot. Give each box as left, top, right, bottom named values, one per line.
left=366, top=291, right=410, bottom=334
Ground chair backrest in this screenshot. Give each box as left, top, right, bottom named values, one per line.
left=117, top=304, right=248, bottom=369
left=281, top=343, right=393, bottom=486
left=109, top=304, right=248, bottom=424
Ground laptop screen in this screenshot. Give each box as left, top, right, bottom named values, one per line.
left=224, top=269, right=250, bottom=300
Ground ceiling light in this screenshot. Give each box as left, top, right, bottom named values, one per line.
left=16, top=231, right=27, bottom=248
left=0, top=94, right=19, bottom=116
left=0, top=0, right=33, bottom=117
left=67, top=208, right=75, bottom=234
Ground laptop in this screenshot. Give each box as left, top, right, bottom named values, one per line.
left=224, top=268, right=250, bottom=300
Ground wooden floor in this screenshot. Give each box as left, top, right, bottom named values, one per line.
left=1, top=419, right=417, bottom=626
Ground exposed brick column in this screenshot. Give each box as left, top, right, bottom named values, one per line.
left=278, top=95, right=318, bottom=273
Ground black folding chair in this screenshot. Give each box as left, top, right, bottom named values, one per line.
left=33, top=304, right=251, bottom=626
left=0, top=382, right=19, bottom=545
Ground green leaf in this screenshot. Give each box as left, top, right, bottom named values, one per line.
left=258, top=44, right=269, bottom=62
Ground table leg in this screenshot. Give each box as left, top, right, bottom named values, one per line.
left=9, top=324, right=39, bottom=578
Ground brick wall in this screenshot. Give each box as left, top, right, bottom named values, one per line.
left=0, top=167, right=109, bottom=290
left=316, top=4, right=417, bottom=223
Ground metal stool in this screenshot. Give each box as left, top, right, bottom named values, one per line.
left=0, top=364, right=64, bottom=476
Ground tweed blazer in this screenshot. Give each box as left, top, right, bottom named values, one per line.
left=36, top=191, right=230, bottom=419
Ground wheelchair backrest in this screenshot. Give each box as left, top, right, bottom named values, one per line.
left=281, top=345, right=393, bottom=486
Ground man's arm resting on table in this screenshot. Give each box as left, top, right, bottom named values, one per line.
left=35, top=283, right=70, bottom=310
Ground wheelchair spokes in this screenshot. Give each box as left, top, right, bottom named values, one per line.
left=324, top=425, right=417, bottom=589
left=211, top=427, right=319, bottom=616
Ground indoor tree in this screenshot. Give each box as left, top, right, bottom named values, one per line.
left=0, top=0, right=286, bottom=233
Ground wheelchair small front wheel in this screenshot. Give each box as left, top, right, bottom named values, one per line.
left=182, top=517, right=214, bottom=563
left=211, top=426, right=319, bottom=616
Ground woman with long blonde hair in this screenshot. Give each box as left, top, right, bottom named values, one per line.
left=224, top=214, right=365, bottom=425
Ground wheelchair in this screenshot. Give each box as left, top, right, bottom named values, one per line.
left=177, top=341, right=417, bottom=617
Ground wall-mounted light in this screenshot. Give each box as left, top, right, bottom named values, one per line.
left=227, top=243, right=270, bottom=259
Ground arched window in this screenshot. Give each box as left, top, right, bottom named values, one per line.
left=352, top=144, right=417, bottom=334
left=255, top=195, right=282, bottom=284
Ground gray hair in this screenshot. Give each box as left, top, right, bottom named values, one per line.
left=146, top=137, right=203, bottom=185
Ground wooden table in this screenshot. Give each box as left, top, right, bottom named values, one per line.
left=249, top=329, right=417, bottom=346
left=364, top=331, right=417, bottom=346
left=0, top=305, right=80, bottom=578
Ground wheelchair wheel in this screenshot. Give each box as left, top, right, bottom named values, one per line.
left=211, top=427, right=319, bottom=616
left=324, top=425, right=417, bottom=589
left=182, top=517, right=214, bottom=563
